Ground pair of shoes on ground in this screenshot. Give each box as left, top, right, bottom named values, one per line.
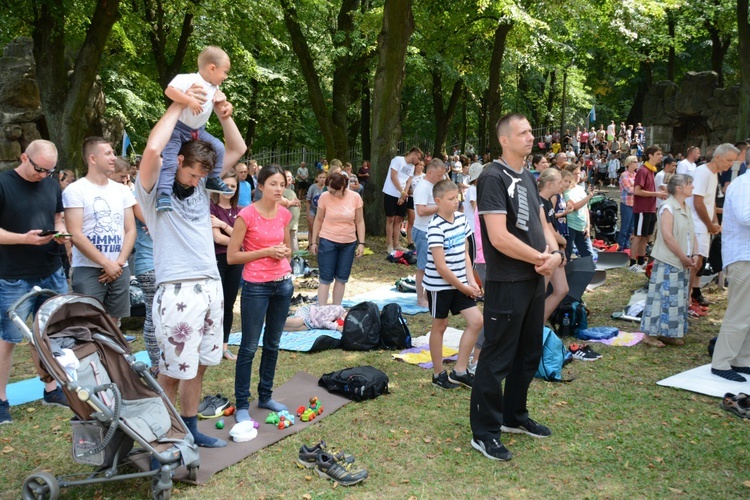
left=568, top=343, right=602, bottom=361
left=299, top=278, right=319, bottom=289
left=290, top=293, right=315, bottom=305
left=472, top=419, right=552, bottom=461
left=720, top=392, right=750, bottom=418
left=298, top=441, right=367, bottom=486
left=198, top=394, right=231, bottom=419
left=432, top=369, right=473, bottom=389
left=0, top=387, right=69, bottom=425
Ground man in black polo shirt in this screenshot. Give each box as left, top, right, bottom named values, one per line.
left=470, top=113, right=564, bottom=461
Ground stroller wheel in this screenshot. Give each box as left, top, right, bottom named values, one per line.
left=188, top=465, right=199, bottom=481
left=151, top=476, right=172, bottom=500
left=22, top=471, right=60, bottom=500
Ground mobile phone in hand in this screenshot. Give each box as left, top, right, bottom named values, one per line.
left=38, top=229, right=58, bottom=236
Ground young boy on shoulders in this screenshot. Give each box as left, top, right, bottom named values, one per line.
left=423, top=179, right=483, bottom=389
left=157, top=46, right=234, bottom=212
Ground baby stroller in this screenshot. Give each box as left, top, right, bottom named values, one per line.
left=8, top=288, right=200, bottom=499
left=589, top=194, right=619, bottom=244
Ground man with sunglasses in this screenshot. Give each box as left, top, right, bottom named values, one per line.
left=0, top=139, right=70, bottom=424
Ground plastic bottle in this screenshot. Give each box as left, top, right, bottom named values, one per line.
left=562, top=313, right=571, bottom=336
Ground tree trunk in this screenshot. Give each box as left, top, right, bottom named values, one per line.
left=360, top=74, right=371, bottom=160
left=141, top=0, right=200, bottom=92
left=706, top=19, right=731, bottom=87
left=244, top=77, right=259, bottom=155
left=667, top=9, right=676, bottom=81
left=477, top=89, right=487, bottom=156
left=431, top=71, right=463, bottom=158
left=625, top=61, right=652, bottom=126
left=738, top=0, right=750, bottom=140
left=486, top=19, right=513, bottom=158
left=32, top=0, right=122, bottom=173
left=460, top=86, right=467, bottom=154
left=544, top=69, right=557, bottom=130
left=280, top=0, right=359, bottom=162
left=364, top=0, right=414, bottom=236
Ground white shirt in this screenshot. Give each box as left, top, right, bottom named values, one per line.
left=63, top=178, right=136, bottom=268
left=382, top=156, right=414, bottom=198
left=676, top=159, right=696, bottom=177
left=168, top=73, right=219, bottom=129
left=721, top=171, right=750, bottom=268
left=686, top=164, right=718, bottom=233
left=464, top=184, right=477, bottom=233
left=297, top=166, right=308, bottom=181
left=412, top=179, right=436, bottom=232
left=654, top=170, right=667, bottom=209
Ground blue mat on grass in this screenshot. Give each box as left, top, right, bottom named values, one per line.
left=342, top=285, right=429, bottom=315
left=8, top=350, right=150, bottom=407
left=228, top=329, right=341, bottom=352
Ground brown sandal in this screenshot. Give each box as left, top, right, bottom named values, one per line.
left=641, top=335, right=665, bottom=348
left=657, top=336, right=685, bottom=346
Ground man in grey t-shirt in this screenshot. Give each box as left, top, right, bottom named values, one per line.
left=136, top=90, right=246, bottom=448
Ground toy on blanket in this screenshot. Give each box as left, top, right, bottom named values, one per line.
left=266, top=410, right=295, bottom=429
left=297, top=396, right=324, bottom=422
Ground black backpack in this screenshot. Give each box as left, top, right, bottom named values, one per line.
left=318, top=366, right=390, bottom=401
left=341, top=301, right=381, bottom=351
left=379, top=303, right=412, bottom=349
left=551, top=300, right=588, bottom=337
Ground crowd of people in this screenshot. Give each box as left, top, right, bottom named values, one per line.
left=1, top=46, right=749, bottom=469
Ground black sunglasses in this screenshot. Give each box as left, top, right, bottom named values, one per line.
left=28, top=155, right=56, bottom=175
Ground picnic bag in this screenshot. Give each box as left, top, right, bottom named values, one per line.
left=535, top=327, right=567, bottom=382
left=551, top=300, right=588, bottom=337
left=341, top=301, right=382, bottom=351
left=318, top=366, right=390, bottom=401
left=379, top=303, right=412, bottom=350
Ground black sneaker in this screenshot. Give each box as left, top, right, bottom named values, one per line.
left=447, top=370, right=474, bottom=388
left=297, top=441, right=355, bottom=469
left=569, top=343, right=599, bottom=361
left=501, top=418, right=552, bottom=438
left=0, top=399, right=11, bottom=425
left=42, top=387, right=69, bottom=408
left=582, top=345, right=602, bottom=359
left=432, top=370, right=460, bottom=390
left=197, top=394, right=230, bottom=419
left=315, top=451, right=368, bottom=486
left=471, top=438, right=512, bottom=461
left=205, top=177, right=235, bottom=195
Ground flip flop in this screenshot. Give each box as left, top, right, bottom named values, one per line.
left=720, top=393, right=750, bottom=419
left=223, top=350, right=237, bottom=361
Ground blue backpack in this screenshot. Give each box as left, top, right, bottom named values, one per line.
left=535, top=327, right=568, bottom=382
left=551, top=300, right=589, bottom=337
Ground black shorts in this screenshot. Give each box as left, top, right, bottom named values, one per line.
left=426, top=288, right=477, bottom=319
left=297, top=180, right=309, bottom=192
left=406, top=196, right=414, bottom=210
left=384, top=193, right=407, bottom=218
left=634, top=212, right=656, bottom=237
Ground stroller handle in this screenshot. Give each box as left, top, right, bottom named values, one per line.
left=6, top=286, right=59, bottom=319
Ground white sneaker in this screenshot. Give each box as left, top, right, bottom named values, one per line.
left=629, top=264, right=644, bottom=273
left=387, top=245, right=394, bottom=255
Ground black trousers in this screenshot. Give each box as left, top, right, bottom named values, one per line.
left=470, top=277, right=545, bottom=441
left=216, top=252, right=243, bottom=343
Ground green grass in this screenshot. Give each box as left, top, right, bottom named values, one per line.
left=3, top=236, right=750, bottom=498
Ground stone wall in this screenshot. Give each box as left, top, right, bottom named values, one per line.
left=0, top=37, right=122, bottom=172
left=643, top=71, right=747, bottom=154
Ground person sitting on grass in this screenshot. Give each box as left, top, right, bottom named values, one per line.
left=639, top=174, right=698, bottom=347
left=157, top=46, right=234, bottom=212
left=422, top=179, right=483, bottom=389
left=284, top=304, right=347, bottom=331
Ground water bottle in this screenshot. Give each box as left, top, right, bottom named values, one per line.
left=592, top=248, right=598, bottom=264
left=562, top=313, right=571, bottom=337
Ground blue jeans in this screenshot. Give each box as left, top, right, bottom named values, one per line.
left=565, top=227, right=594, bottom=260
left=317, top=238, right=356, bottom=285
left=618, top=202, right=634, bottom=249
left=234, top=278, right=293, bottom=409
left=0, top=267, right=68, bottom=343
left=157, top=121, right=226, bottom=197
